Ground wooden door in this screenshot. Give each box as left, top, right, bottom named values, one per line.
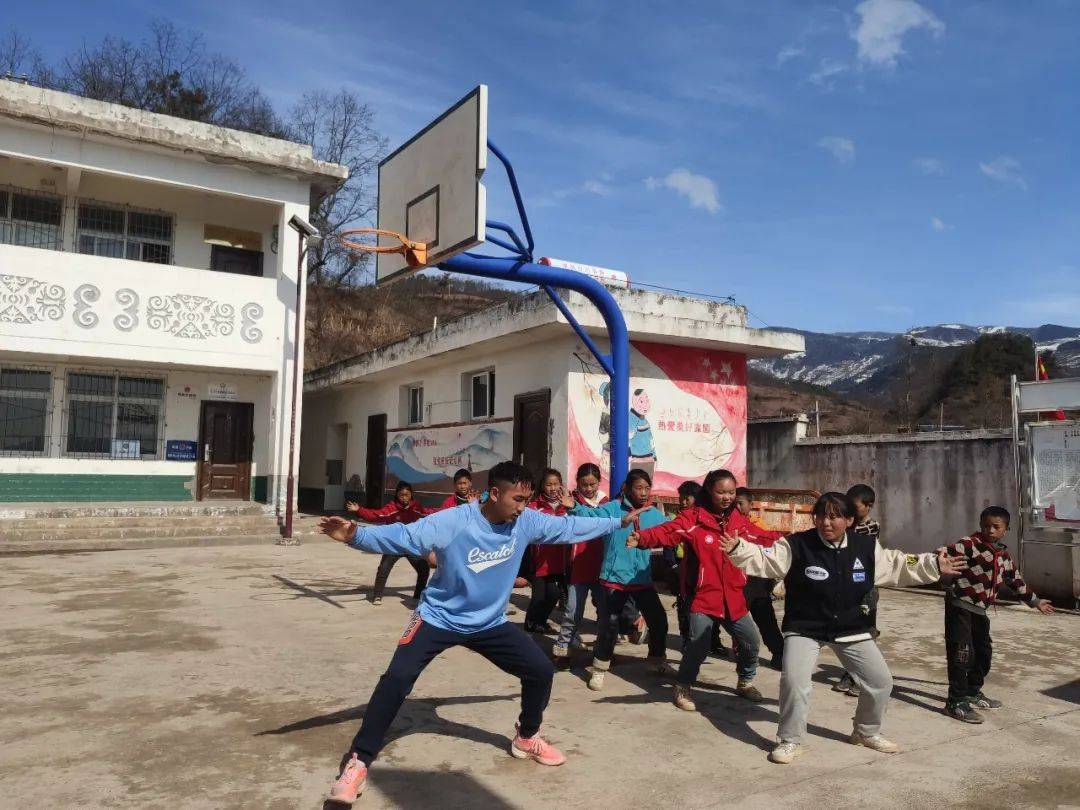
left=365, top=413, right=387, bottom=507
left=513, top=390, right=550, bottom=480
left=197, top=401, right=254, bottom=500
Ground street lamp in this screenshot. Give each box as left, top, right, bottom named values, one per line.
left=280, top=215, right=321, bottom=543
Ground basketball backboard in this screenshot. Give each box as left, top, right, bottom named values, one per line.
left=375, top=85, right=488, bottom=284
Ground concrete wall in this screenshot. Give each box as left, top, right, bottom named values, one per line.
left=0, top=107, right=316, bottom=510
left=300, top=332, right=572, bottom=500
left=747, top=420, right=1079, bottom=602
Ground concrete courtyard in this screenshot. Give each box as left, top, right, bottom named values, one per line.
left=2, top=536, right=1078, bottom=809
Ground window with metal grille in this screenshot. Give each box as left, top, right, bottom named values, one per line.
left=64, top=372, right=166, bottom=459
left=76, top=201, right=173, bottom=264
left=0, top=367, right=52, bottom=456
left=0, top=186, right=64, bottom=251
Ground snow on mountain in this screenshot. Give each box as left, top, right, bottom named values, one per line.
left=751, top=323, right=1080, bottom=393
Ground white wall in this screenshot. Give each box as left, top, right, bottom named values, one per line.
left=300, top=334, right=573, bottom=495
left=0, top=362, right=274, bottom=481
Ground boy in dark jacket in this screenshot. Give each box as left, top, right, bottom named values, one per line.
left=834, top=483, right=881, bottom=696
left=938, top=506, right=1054, bottom=724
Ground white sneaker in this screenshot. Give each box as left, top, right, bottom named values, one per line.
left=768, top=742, right=803, bottom=764
left=849, top=731, right=899, bottom=753
left=587, top=670, right=605, bottom=691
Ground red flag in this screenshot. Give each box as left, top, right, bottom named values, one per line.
left=1036, top=353, right=1067, bottom=420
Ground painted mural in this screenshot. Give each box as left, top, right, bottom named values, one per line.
left=384, top=418, right=513, bottom=495
left=568, top=340, right=747, bottom=495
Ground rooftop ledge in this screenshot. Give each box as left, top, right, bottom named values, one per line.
left=0, top=80, right=348, bottom=189
left=305, top=285, right=805, bottom=392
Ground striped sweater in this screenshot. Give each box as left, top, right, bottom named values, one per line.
left=938, top=532, right=1038, bottom=614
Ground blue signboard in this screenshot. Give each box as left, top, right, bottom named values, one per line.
left=166, top=440, right=198, bottom=462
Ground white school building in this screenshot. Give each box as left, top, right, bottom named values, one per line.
left=300, top=286, right=804, bottom=510
left=0, top=80, right=346, bottom=508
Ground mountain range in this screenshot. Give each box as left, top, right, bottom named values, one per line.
left=750, top=323, right=1080, bottom=397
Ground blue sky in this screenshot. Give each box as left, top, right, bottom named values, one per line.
left=8, top=1, right=1078, bottom=333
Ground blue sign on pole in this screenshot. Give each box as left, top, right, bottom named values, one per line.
left=166, top=440, right=198, bottom=462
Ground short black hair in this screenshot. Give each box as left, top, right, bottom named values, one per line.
left=735, top=486, right=752, bottom=498
left=847, top=484, right=876, bottom=506
left=538, top=468, right=563, bottom=487
left=394, top=481, right=414, bottom=495
left=625, top=468, right=652, bottom=488
left=576, top=462, right=602, bottom=481
left=812, top=492, right=855, bottom=520
left=980, top=505, right=1011, bottom=527
left=488, top=461, right=534, bottom=491
left=453, top=468, right=472, bottom=482
left=677, top=480, right=701, bottom=499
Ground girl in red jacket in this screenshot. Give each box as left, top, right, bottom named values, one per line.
left=553, top=463, right=609, bottom=660
left=628, top=468, right=770, bottom=711
left=524, top=468, right=573, bottom=634
left=347, top=481, right=433, bottom=606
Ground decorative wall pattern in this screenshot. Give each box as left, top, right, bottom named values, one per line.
left=0, top=274, right=65, bottom=323
left=73, top=284, right=100, bottom=329
left=146, top=294, right=234, bottom=340
left=2, top=276, right=268, bottom=344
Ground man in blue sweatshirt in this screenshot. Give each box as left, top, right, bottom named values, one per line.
left=318, top=461, right=641, bottom=806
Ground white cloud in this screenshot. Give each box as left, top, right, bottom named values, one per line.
left=776, top=46, right=806, bottom=66
left=818, top=136, right=856, bottom=166
left=853, top=0, right=945, bottom=68
left=913, top=157, right=945, bottom=175
left=645, top=169, right=722, bottom=214
left=806, top=58, right=848, bottom=89
left=535, top=175, right=616, bottom=208
left=979, top=156, right=1027, bottom=190
left=930, top=216, right=951, bottom=232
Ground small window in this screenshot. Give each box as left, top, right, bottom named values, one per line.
left=64, top=371, right=165, bottom=459
left=211, top=245, right=264, bottom=277
left=0, top=367, right=52, bottom=455
left=0, top=186, right=63, bottom=251
left=469, top=370, right=495, bottom=420
left=77, top=201, right=173, bottom=265
left=407, top=385, right=424, bottom=425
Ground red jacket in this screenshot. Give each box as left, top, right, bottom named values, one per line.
left=352, top=498, right=431, bottom=525
left=439, top=493, right=472, bottom=510
left=569, top=491, right=610, bottom=584
left=636, top=506, right=779, bottom=620
left=529, top=496, right=570, bottom=576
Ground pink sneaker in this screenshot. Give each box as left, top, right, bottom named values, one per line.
left=510, top=729, right=567, bottom=766
left=328, top=753, right=367, bottom=806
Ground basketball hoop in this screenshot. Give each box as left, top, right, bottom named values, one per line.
left=338, top=227, right=429, bottom=269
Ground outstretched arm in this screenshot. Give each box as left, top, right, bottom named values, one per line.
left=318, top=510, right=455, bottom=556
left=527, top=508, right=624, bottom=545
left=875, top=543, right=962, bottom=586
left=722, top=533, right=793, bottom=579
left=633, top=510, right=692, bottom=549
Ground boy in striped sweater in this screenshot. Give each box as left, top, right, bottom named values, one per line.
left=938, top=506, right=1054, bottom=724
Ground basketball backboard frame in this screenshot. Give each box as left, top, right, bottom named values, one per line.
left=375, top=85, right=487, bottom=284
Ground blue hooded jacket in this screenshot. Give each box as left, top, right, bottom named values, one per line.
left=571, top=498, right=668, bottom=586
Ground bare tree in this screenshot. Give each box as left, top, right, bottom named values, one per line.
left=287, top=89, right=386, bottom=288
left=1, top=28, right=35, bottom=77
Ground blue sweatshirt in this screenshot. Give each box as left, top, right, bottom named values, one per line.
left=349, top=502, right=621, bottom=633
left=572, top=499, right=669, bottom=587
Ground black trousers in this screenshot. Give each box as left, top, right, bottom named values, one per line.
left=526, top=574, right=566, bottom=626
left=944, top=599, right=992, bottom=704
left=350, top=618, right=555, bottom=765
left=744, top=577, right=784, bottom=660
left=594, top=586, right=668, bottom=662
left=373, top=554, right=430, bottom=600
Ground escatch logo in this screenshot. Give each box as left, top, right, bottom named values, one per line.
left=804, top=565, right=829, bottom=581
left=466, top=539, right=518, bottom=574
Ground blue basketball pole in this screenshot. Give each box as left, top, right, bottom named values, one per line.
left=434, top=140, right=631, bottom=499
